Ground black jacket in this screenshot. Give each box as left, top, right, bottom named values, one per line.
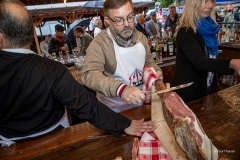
left=164, top=14, right=179, bottom=35
left=48, top=34, right=73, bottom=56
left=0, top=51, right=130, bottom=138
left=173, top=27, right=234, bottom=103
left=135, top=23, right=148, bottom=38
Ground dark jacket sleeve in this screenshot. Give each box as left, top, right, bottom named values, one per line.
left=164, top=17, right=169, bottom=31
left=48, top=37, right=60, bottom=54
left=81, top=35, right=92, bottom=54
left=177, top=27, right=233, bottom=75
left=52, top=68, right=131, bottom=137
left=65, top=36, right=73, bottom=54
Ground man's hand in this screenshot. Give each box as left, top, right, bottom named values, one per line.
left=124, top=119, right=157, bottom=136
left=121, top=86, right=145, bottom=104
left=230, top=59, right=240, bottom=74
left=156, top=70, right=163, bottom=81
left=61, top=46, right=68, bottom=51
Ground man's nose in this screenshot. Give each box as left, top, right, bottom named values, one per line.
left=123, top=19, right=129, bottom=26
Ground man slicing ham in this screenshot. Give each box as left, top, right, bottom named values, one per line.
left=81, top=0, right=165, bottom=112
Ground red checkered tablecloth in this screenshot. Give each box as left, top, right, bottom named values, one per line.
left=133, top=132, right=172, bottom=160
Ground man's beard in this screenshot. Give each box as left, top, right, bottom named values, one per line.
left=111, top=25, right=134, bottom=39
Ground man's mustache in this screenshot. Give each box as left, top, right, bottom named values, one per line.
left=122, top=27, right=132, bottom=31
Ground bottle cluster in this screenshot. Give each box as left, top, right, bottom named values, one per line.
left=149, top=31, right=176, bottom=62
left=218, top=25, right=240, bottom=43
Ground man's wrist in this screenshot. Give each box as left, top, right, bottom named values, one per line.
left=117, top=83, right=128, bottom=97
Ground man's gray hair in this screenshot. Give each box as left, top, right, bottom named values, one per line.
left=169, top=5, right=176, bottom=9
left=135, top=14, right=143, bottom=21
left=94, top=19, right=102, bottom=27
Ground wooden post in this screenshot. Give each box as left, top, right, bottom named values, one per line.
left=151, top=86, right=186, bottom=160
left=39, top=25, right=43, bottom=41
left=33, top=24, right=41, bottom=56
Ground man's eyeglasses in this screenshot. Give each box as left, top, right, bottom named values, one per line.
left=108, top=14, right=135, bottom=26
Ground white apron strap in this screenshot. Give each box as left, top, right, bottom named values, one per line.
left=0, top=108, right=70, bottom=147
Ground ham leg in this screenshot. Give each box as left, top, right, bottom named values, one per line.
left=162, top=92, right=218, bottom=160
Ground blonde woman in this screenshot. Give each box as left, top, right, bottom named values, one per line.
left=94, top=19, right=103, bottom=37
left=172, top=0, right=240, bottom=103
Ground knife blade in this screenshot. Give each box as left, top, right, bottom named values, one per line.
left=147, top=82, right=193, bottom=96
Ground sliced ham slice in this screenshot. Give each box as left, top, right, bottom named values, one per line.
left=132, top=138, right=139, bottom=160
left=162, top=92, right=218, bottom=160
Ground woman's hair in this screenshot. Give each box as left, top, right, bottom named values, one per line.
left=178, top=0, right=217, bottom=33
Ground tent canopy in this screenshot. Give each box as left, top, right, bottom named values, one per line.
left=216, top=0, right=239, bottom=4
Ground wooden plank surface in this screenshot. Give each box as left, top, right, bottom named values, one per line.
left=188, top=85, right=240, bottom=160
left=1, top=84, right=240, bottom=159
left=151, top=85, right=186, bottom=160
left=0, top=106, right=151, bottom=160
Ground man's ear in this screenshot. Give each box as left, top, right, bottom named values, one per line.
left=0, top=33, right=3, bottom=45
left=0, top=33, right=3, bottom=42
left=104, top=17, right=110, bottom=24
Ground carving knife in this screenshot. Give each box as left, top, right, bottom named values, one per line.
left=147, top=82, right=193, bottom=96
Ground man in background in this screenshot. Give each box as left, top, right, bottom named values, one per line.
left=73, top=26, right=93, bottom=56
left=0, top=0, right=156, bottom=146
left=164, top=6, right=179, bottom=37
left=40, top=34, right=51, bottom=57
left=135, top=14, right=148, bottom=38
left=48, top=24, right=73, bottom=56
left=145, top=11, right=162, bottom=38
left=223, top=6, right=240, bottom=29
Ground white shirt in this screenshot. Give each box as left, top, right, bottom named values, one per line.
left=94, top=27, right=102, bottom=37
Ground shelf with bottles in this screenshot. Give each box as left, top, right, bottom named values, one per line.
left=218, top=23, right=240, bottom=44
left=149, top=31, right=177, bottom=62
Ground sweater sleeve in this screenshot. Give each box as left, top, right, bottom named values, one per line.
left=52, top=68, right=131, bottom=137
left=81, top=36, right=123, bottom=97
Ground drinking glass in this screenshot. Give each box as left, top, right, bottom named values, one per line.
left=59, top=51, right=63, bottom=60
left=79, top=56, right=85, bottom=62
left=66, top=51, right=70, bottom=59
left=73, top=50, right=78, bottom=58
left=52, top=52, right=56, bottom=58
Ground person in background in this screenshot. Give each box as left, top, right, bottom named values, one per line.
left=145, top=11, right=162, bottom=39
left=48, top=24, right=72, bottom=56
left=81, top=0, right=165, bottom=113
left=40, top=34, right=51, bottom=57
left=172, top=0, right=240, bottom=103
left=143, top=7, right=149, bottom=18
left=216, top=10, right=226, bottom=23
left=80, top=25, right=86, bottom=32
left=164, top=6, right=179, bottom=37
left=144, top=15, right=151, bottom=22
left=223, top=6, right=240, bottom=29
left=135, top=14, right=148, bottom=38
left=0, top=0, right=157, bottom=146
left=73, top=26, right=93, bottom=56
left=94, top=19, right=103, bottom=37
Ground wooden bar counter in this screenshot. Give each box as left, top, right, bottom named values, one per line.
left=218, top=42, right=240, bottom=59
left=1, top=84, right=240, bottom=159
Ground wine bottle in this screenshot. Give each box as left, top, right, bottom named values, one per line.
left=167, top=38, right=174, bottom=57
